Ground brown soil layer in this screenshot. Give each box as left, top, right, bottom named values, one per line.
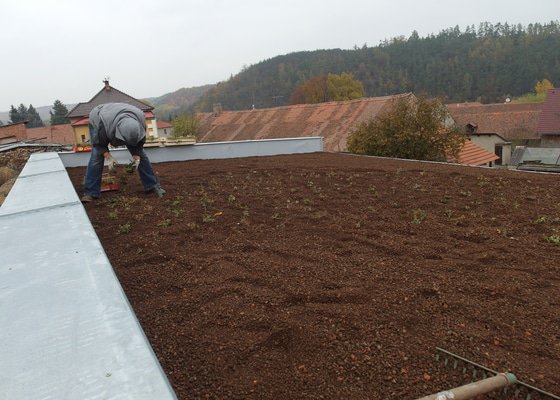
left=67, top=153, right=560, bottom=399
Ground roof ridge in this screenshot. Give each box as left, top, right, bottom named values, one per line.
left=218, top=93, right=411, bottom=115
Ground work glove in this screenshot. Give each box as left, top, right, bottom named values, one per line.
left=106, top=155, right=118, bottom=173
left=132, top=158, right=140, bottom=172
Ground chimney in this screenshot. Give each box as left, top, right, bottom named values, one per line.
left=103, top=78, right=111, bottom=91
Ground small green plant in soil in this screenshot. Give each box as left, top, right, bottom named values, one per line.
left=411, top=208, right=427, bottom=224
left=124, top=162, right=136, bottom=174
left=157, top=219, right=172, bottom=227
left=440, top=194, right=452, bottom=204
left=202, top=213, right=215, bottom=223
left=533, top=216, right=547, bottom=224
left=544, top=235, right=560, bottom=246
left=186, top=222, right=199, bottom=230
left=117, top=223, right=131, bottom=235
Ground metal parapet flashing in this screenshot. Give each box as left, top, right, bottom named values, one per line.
left=0, top=153, right=177, bottom=400
left=59, top=137, right=324, bottom=167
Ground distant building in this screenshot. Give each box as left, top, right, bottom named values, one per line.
left=197, top=94, right=414, bottom=152
left=448, top=102, right=542, bottom=145
left=0, top=121, right=74, bottom=146
left=536, top=88, right=560, bottom=148
left=26, top=124, right=75, bottom=145
left=458, top=123, right=512, bottom=165
left=0, top=122, right=27, bottom=144
left=66, top=80, right=156, bottom=144
left=449, top=139, right=499, bottom=167
left=157, top=120, right=174, bottom=139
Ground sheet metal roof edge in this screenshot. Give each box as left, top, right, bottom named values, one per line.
left=0, top=152, right=177, bottom=399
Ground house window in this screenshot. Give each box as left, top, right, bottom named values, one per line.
left=81, top=135, right=86, bottom=143
left=164, top=129, right=167, bottom=135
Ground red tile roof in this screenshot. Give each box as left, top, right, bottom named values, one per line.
left=157, top=120, right=172, bottom=129
left=536, top=88, right=560, bottom=135
left=448, top=102, right=542, bottom=140
left=197, top=94, right=413, bottom=152
left=450, top=140, right=499, bottom=166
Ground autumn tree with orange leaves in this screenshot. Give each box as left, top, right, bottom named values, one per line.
left=289, top=73, right=364, bottom=105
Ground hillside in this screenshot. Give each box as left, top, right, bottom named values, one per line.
left=193, top=21, right=560, bottom=112
left=146, top=84, right=215, bottom=121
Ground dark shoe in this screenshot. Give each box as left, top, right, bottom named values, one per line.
left=81, top=195, right=96, bottom=203
left=148, top=186, right=166, bottom=198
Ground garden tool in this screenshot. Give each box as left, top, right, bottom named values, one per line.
left=432, top=347, right=559, bottom=400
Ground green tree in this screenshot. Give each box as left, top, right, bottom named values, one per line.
left=17, top=104, right=29, bottom=122
left=50, top=100, right=70, bottom=125
left=347, top=96, right=464, bottom=161
left=9, top=105, right=23, bottom=123
left=27, top=104, right=44, bottom=128
left=326, top=73, right=364, bottom=101
left=171, top=114, right=200, bottom=138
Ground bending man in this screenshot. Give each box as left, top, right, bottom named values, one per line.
left=81, top=102, right=165, bottom=202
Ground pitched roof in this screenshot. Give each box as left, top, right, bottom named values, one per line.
left=70, top=112, right=155, bottom=126
left=448, top=102, right=542, bottom=140
left=536, top=88, right=560, bottom=135
left=157, top=120, right=172, bottom=129
left=197, top=94, right=413, bottom=152
left=451, top=140, right=500, bottom=166
left=66, top=81, right=153, bottom=118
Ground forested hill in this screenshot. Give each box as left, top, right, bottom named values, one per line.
left=193, top=21, right=560, bottom=112
left=146, top=84, right=215, bottom=121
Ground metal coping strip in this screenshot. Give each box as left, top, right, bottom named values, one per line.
left=19, top=169, right=67, bottom=179
left=0, top=200, right=82, bottom=219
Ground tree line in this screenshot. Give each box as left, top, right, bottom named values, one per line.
left=2, top=100, right=69, bottom=128
left=192, top=21, right=560, bottom=112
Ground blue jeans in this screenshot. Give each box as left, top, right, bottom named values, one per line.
left=84, top=128, right=159, bottom=197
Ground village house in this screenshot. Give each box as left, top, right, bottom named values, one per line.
left=156, top=120, right=174, bottom=139
left=536, top=88, right=560, bottom=147
left=447, top=102, right=542, bottom=147
left=461, top=123, right=511, bottom=166
left=196, top=94, right=414, bottom=152
left=196, top=93, right=499, bottom=167
left=66, top=80, right=157, bottom=145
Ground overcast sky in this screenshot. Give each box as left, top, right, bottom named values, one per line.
left=1, top=0, right=557, bottom=111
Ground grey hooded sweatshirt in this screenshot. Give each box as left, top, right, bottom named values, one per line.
left=89, top=103, right=146, bottom=156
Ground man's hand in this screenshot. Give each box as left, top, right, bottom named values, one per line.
left=132, top=156, right=140, bottom=171
left=104, top=152, right=118, bottom=173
